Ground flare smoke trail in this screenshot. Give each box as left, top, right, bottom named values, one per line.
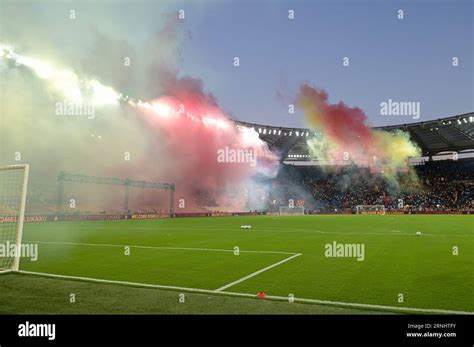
left=0, top=28, right=277, bottom=212
left=296, top=84, right=421, bottom=183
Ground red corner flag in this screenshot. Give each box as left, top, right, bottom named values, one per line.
left=256, top=292, right=267, bottom=298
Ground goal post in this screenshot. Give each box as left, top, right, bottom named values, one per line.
left=355, top=205, right=385, bottom=215
left=0, top=164, right=30, bottom=272
left=279, top=206, right=305, bottom=215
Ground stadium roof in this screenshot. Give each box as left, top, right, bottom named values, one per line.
left=235, top=112, right=474, bottom=161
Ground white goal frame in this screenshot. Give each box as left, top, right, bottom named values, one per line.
left=279, top=206, right=305, bottom=215
left=0, top=164, right=30, bottom=272
left=355, top=205, right=385, bottom=215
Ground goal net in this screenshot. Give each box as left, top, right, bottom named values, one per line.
left=355, top=205, right=385, bottom=215
left=279, top=206, right=305, bottom=215
left=0, top=165, right=29, bottom=272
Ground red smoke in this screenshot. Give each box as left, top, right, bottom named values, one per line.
left=111, top=17, right=277, bottom=212
left=297, top=84, right=379, bottom=163
left=296, top=84, right=420, bottom=175
left=121, top=79, right=277, bottom=212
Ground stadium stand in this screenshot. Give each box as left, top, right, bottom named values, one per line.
left=236, top=113, right=474, bottom=213
left=265, top=160, right=473, bottom=213
left=236, top=112, right=474, bottom=161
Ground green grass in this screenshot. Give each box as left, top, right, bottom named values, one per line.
left=1, top=214, right=473, bottom=314
left=0, top=273, right=378, bottom=314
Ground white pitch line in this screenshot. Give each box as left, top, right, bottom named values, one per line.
left=35, top=225, right=474, bottom=237
left=14, top=270, right=474, bottom=315
left=140, top=226, right=473, bottom=237
left=26, top=240, right=298, bottom=256
left=255, top=293, right=474, bottom=315
left=260, top=229, right=474, bottom=237
left=17, top=270, right=216, bottom=294
left=346, top=232, right=474, bottom=237
left=215, top=253, right=302, bottom=292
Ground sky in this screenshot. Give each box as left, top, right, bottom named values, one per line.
left=1, top=0, right=473, bottom=128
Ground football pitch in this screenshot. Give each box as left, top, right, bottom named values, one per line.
left=1, top=214, right=473, bottom=314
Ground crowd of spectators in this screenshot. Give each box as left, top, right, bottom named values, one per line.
left=267, top=160, right=474, bottom=212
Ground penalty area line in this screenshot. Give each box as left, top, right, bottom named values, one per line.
left=25, top=240, right=298, bottom=256
left=214, top=253, right=302, bottom=292
left=15, top=270, right=474, bottom=315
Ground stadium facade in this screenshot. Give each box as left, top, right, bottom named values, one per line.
left=236, top=112, right=474, bottom=163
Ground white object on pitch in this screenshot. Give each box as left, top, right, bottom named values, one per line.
left=240, top=225, right=252, bottom=229
left=416, top=231, right=422, bottom=236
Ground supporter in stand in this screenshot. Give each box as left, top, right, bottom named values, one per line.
left=268, top=161, right=474, bottom=213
